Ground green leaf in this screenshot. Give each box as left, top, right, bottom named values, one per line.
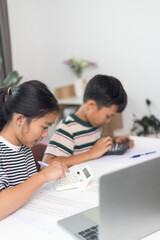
left=10, top=76, right=23, bottom=87
left=4, top=71, right=21, bottom=87
left=146, top=99, right=151, bottom=106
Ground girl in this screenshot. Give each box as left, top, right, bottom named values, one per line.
left=0, top=80, right=69, bottom=220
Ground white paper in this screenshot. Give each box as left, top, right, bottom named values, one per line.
left=18, top=190, right=94, bottom=221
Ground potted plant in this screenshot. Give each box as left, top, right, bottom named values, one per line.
left=0, top=56, right=22, bottom=87
left=63, top=58, right=97, bottom=97
left=131, top=99, right=160, bottom=137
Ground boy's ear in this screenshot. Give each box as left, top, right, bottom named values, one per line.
left=87, top=100, right=98, bottom=111
left=13, top=113, right=26, bottom=127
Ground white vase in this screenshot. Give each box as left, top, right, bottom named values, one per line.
left=74, top=78, right=85, bottom=98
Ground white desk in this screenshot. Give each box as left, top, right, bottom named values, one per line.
left=1, top=136, right=160, bottom=240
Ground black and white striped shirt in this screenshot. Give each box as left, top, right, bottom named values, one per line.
left=0, top=136, right=37, bottom=191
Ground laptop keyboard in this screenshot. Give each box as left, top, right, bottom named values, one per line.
left=78, top=225, right=99, bottom=240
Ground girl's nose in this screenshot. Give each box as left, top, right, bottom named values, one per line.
left=42, top=129, right=48, bottom=138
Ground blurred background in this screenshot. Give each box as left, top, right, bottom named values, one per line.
left=4, top=0, right=160, bottom=136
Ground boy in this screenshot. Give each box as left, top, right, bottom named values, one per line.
left=43, top=74, right=134, bottom=167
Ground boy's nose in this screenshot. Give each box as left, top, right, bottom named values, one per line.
left=105, top=118, right=111, bottom=123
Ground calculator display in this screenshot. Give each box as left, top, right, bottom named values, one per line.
left=83, top=168, right=91, bottom=178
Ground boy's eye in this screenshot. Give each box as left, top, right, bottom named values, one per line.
left=42, top=126, right=48, bottom=130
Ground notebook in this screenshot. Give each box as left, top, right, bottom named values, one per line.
left=58, top=156, right=160, bottom=240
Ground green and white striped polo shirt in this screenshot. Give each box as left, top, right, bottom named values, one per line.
left=45, top=114, right=102, bottom=157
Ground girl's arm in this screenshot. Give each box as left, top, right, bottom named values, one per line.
left=0, top=161, right=69, bottom=220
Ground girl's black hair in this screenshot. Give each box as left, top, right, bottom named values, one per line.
left=83, top=74, right=127, bottom=112
left=0, top=80, right=59, bottom=131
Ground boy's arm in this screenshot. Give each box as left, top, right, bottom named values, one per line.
left=43, top=136, right=113, bottom=167
left=0, top=161, right=69, bottom=220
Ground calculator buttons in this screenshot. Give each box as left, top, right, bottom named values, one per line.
left=54, top=166, right=93, bottom=191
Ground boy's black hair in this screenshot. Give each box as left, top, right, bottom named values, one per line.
left=83, top=74, right=127, bottom=112
left=0, top=80, right=59, bottom=131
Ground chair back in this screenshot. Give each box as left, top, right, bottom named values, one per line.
left=31, top=143, right=47, bottom=171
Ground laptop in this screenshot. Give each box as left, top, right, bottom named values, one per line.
left=58, top=157, right=160, bottom=240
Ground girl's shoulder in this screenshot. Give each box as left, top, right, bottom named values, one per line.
left=0, top=138, right=21, bottom=152
left=0, top=141, right=8, bottom=151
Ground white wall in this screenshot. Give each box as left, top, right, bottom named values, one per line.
left=7, top=0, right=160, bottom=134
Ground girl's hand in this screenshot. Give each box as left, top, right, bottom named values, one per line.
left=89, top=137, right=113, bottom=159
left=114, top=135, right=134, bottom=148
left=40, top=161, right=69, bottom=183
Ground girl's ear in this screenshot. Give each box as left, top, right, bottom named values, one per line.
left=13, top=113, right=26, bottom=127
left=87, top=100, right=98, bottom=111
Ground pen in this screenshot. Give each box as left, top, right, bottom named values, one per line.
left=38, top=161, right=49, bottom=167
left=130, top=151, right=156, bottom=158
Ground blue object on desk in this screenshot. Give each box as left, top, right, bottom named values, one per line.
left=130, top=151, right=156, bottom=158
left=38, top=161, right=49, bottom=167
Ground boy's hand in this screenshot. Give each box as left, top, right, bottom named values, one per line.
left=114, top=135, right=134, bottom=148
left=89, top=137, right=113, bottom=159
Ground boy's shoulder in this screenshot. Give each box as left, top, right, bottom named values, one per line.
left=57, top=113, right=99, bottom=130
left=60, top=113, right=93, bottom=128
left=56, top=114, right=79, bottom=132
left=61, top=114, right=76, bottom=125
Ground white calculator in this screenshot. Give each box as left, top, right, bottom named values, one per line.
left=54, top=165, right=93, bottom=191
